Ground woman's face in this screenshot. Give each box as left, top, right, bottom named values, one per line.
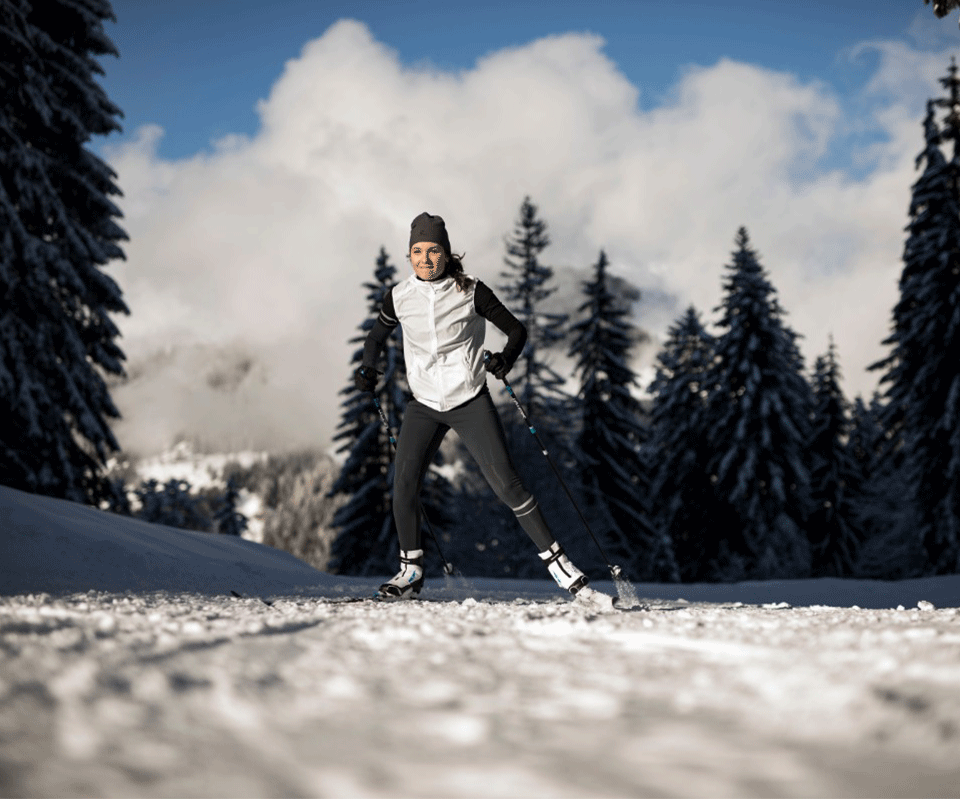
left=410, top=241, right=447, bottom=281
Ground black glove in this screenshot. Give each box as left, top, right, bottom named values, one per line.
left=484, top=351, right=509, bottom=381
left=354, top=366, right=380, bottom=393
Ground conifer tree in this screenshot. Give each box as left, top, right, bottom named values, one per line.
left=806, top=339, right=863, bottom=576
left=253, top=451, right=343, bottom=572
left=328, top=250, right=404, bottom=576
left=568, top=250, right=673, bottom=580
left=103, top=476, right=132, bottom=516
left=849, top=395, right=926, bottom=578
left=134, top=479, right=211, bottom=532
left=453, top=197, right=576, bottom=577
left=214, top=476, right=248, bottom=537
left=870, top=67, right=960, bottom=575
left=0, top=0, right=129, bottom=505
left=497, top=196, right=570, bottom=422
left=648, top=306, right=724, bottom=581
left=449, top=452, right=543, bottom=577
left=847, top=395, right=883, bottom=488
left=328, top=249, right=453, bottom=577
left=704, top=228, right=814, bottom=579
left=496, top=198, right=576, bottom=486
left=924, top=0, right=960, bottom=28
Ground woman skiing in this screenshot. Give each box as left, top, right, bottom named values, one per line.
left=355, top=211, right=602, bottom=602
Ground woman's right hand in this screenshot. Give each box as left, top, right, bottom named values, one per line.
left=354, top=366, right=380, bottom=393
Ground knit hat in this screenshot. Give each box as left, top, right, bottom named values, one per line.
left=409, top=212, right=450, bottom=253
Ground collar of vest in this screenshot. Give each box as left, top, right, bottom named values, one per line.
left=411, top=273, right=455, bottom=293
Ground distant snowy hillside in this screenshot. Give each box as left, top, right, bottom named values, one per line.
left=103, top=441, right=346, bottom=571
left=112, top=440, right=270, bottom=542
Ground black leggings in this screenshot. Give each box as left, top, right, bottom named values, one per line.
left=393, top=387, right=555, bottom=552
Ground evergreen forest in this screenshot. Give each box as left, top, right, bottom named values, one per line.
left=328, top=63, right=960, bottom=582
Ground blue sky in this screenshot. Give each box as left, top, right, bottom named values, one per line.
left=90, top=2, right=960, bottom=455
left=99, top=1, right=942, bottom=171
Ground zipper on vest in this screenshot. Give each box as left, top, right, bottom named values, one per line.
left=427, top=290, right=439, bottom=357
left=427, top=290, right=446, bottom=408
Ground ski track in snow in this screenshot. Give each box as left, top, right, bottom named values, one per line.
left=3, top=586, right=960, bottom=798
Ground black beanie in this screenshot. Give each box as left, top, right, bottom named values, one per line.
left=409, top=212, right=450, bottom=253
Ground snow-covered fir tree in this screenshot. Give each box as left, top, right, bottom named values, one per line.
left=847, top=395, right=884, bottom=489
left=328, top=250, right=405, bottom=576
left=247, top=451, right=344, bottom=573
left=924, top=0, right=960, bottom=28
left=214, top=476, right=248, bottom=537
left=497, top=197, right=570, bottom=422
left=328, top=249, right=453, bottom=577
left=647, top=306, right=724, bottom=582
left=134, top=479, right=211, bottom=532
left=496, top=198, right=577, bottom=502
left=451, top=465, right=542, bottom=578
left=806, top=338, right=864, bottom=576
left=0, top=0, right=129, bottom=505
left=568, top=250, right=674, bottom=580
left=870, top=69, right=960, bottom=575
left=848, top=394, right=926, bottom=578
left=103, top=476, right=132, bottom=516
left=704, top=228, right=814, bottom=580
left=453, top=198, right=577, bottom=578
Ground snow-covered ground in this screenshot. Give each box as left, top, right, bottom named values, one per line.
left=2, top=484, right=959, bottom=797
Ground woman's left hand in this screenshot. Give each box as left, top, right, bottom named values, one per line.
left=484, top=352, right=509, bottom=380
left=354, top=366, right=381, bottom=393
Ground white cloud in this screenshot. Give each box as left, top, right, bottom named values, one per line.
left=102, top=18, right=958, bottom=455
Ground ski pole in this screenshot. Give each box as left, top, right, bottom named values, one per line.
left=483, top=351, right=623, bottom=580
left=372, top=394, right=455, bottom=576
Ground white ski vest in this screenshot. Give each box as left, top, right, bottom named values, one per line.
left=392, top=272, right=487, bottom=411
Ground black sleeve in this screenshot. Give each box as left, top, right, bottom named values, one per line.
left=474, top=281, right=526, bottom=368
left=362, top=289, right=399, bottom=370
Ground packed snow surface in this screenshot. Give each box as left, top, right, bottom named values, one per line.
left=2, top=485, right=960, bottom=797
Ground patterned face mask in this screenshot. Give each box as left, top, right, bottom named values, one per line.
left=410, top=243, right=447, bottom=281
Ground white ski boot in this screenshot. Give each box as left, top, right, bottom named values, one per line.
left=377, top=549, right=424, bottom=600
left=539, top=543, right=615, bottom=610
